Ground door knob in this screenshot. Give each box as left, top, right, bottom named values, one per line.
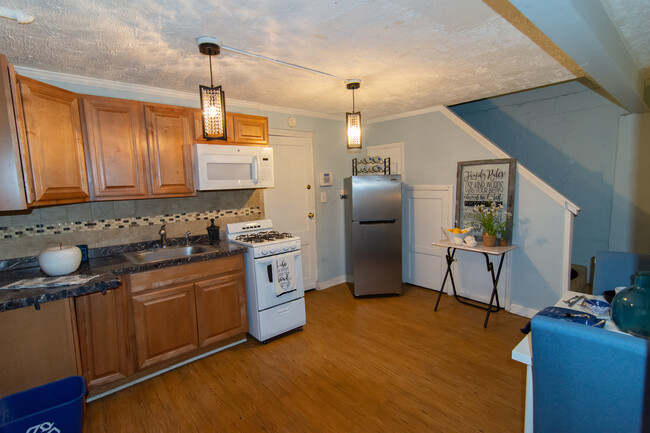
left=308, top=212, right=314, bottom=218
left=307, top=184, right=312, bottom=189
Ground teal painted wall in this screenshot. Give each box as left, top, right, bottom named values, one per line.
left=449, top=81, right=627, bottom=270
left=367, top=108, right=574, bottom=311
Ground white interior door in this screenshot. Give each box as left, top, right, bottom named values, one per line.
left=404, top=185, right=453, bottom=289
left=264, top=130, right=318, bottom=290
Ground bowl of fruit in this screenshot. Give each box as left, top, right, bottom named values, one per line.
left=442, top=227, right=473, bottom=244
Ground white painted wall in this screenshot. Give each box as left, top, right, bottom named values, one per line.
left=610, top=112, right=650, bottom=255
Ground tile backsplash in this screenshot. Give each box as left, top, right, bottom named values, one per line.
left=0, top=190, right=264, bottom=260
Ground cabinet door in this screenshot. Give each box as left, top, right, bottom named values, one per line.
left=0, top=55, right=27, bottom=211
left=75, top=287, right=133, bottom=390
left=193, top=109, right=234, bottom=144
left=232, top=113, right=268, bottom=145
left=16, top=76, right=89, bottom=204
left=131, top=283, right=198, bottom=370
left=81, top=96, right=149, bottom=199
left=144, top=104, right=194, bottom=196
left=195, top=271, right=248, bottom=347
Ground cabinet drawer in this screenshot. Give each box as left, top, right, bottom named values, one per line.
left=128, top=255, right=244, bottom=294
left=257, top=298, right=306, bottom=342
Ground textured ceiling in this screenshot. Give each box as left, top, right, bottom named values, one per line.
left=0, top=0, right=647, bottom=119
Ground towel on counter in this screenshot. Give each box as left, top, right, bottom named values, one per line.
left=273, top=257, right=296, bottom=296
left=0, top=274, right=99, bottom=290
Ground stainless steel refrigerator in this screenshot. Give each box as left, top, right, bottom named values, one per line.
left=344, top=175, right=402, bottom=296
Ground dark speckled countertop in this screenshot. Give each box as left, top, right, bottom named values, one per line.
left=0, top=236, right=247, bottom=312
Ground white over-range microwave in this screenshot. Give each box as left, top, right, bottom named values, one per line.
left=194, top=143, right=274, bottom=190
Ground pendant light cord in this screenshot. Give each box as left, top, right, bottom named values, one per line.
left=209, top=55, right=214, bottom=88
left=352, top=88, right=355, bottom=112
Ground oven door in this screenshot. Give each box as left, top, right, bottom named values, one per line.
left=253, top=250, right=304, bottom=310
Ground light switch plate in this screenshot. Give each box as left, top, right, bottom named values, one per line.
left=321, top=191, right=327, bottom=203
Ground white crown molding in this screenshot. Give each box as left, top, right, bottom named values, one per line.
left=368, top=105, right=447, bottom=124
left=14, top=66, right=341, bottom=121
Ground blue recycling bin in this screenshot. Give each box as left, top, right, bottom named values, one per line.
left=0, top=376, right=85, bottom=433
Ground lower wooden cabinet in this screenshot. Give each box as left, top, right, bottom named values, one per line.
left=75, top=285, right=133, bottom=390
left=131, top=282, right=199, bottom=369
left=195, top=273, right=248, bottom=347
left=74, top=255, right=248, bottom=393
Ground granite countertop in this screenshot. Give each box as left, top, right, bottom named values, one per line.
left=0, top=236, right=247, bottom=312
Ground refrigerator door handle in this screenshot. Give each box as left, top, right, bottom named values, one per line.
left=359, top=219, right=397, bottom=224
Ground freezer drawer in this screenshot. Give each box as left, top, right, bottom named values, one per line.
left=254, top=297, right=306, bottom=342
left=352, top=220, right=402, bottom=296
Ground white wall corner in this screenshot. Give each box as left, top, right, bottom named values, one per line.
left=316, top=275, right=349, bottom=290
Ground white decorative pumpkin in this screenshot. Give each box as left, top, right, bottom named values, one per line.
left=38, top=245, right=82, bottom=276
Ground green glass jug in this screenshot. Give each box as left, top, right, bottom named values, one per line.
left=611, top=271, right=650, bottom=338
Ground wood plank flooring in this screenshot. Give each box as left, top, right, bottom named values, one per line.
left=83, top=284, right=529, bottom=432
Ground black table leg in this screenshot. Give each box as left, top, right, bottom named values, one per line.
left=434, top=247, right=456, bottom=311
left=482, top=252, right=505, bottom=328
left=434, top=247, right=506, bottom=328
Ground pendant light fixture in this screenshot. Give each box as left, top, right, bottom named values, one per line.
left=198, top=36, right=227, bottom=141
left=346, top=79, right=361, bottom=149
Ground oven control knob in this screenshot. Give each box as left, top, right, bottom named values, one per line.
left=261, top=249, right=268, bottom=256
left=270, top=247, right=276, bottom=254
left=291, top=244, right=297, bottom=250
left=283, top=245, right=289, bottom=251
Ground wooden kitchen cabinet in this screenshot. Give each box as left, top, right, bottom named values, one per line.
left=195, top=272, right=248, bottom=347
left=75, top=285, right=134, bottom=390
left=14, top=75, right=90, bottom=205
left=126, top=255, right=247, bottom=372
left=0, top=299, right=81, bottom=398
left=144, top=104, right=195, bottom=196
left=131, top=283, right=199, bottom=370
left=0, top=54, right=27, bottom=211
left=193, top=110, right=268, bottom=146
left=81, top=95, right=149, bottom=200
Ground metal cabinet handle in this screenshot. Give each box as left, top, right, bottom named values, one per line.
left=308, top=212, right=314, bottom=218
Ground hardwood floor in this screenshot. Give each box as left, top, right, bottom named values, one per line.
left=83, top=284, right=529, bottom=432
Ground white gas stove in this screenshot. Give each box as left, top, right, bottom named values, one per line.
left=227, top=220, right=301, bottom=258
left=226, top=219, right=306, bottom=343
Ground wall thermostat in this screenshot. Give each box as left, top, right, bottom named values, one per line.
left=319, top=172, right=333, bottom=186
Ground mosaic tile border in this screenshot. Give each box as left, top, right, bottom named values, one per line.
left=0, top=207, right=262, bottom=240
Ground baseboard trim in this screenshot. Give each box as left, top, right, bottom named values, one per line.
left=508, top=304, right=538, bottom=318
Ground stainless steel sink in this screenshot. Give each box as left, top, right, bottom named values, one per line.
left=123, top=245, right=215, bottom=264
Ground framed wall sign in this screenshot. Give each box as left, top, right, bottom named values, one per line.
left=455, top=158, right=516, bottom=239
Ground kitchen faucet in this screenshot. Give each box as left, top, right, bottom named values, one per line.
left=159, top=225, right=167, bottom=248
left=184, top=231, right=191, bottom=246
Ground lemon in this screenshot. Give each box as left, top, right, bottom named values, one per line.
left=451, top=228, right=462, bottom=234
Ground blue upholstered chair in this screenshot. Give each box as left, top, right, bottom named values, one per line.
left=592, top=251, right=650, bottom=295
left=531, top=315, right=649, bottom=433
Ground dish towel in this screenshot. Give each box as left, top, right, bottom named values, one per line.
left=273, top=257, right=296, bottom=296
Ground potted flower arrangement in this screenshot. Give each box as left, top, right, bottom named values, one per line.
left=473, top=201, right=509, bottom=247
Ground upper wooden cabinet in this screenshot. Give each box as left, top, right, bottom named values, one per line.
left=0, top=55, right=27, bottom=211
left=80, top=96, right=196, bottom=200
left=81, top=96, right=149, bottom=200
left=15, top=75, right=90, bottom=205
left=144, top=104, right=195, bottom=196
left=193, top=110, right=268, bottom=146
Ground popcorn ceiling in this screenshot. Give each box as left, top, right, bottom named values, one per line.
left=0, top=0, right=582, bottom=119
